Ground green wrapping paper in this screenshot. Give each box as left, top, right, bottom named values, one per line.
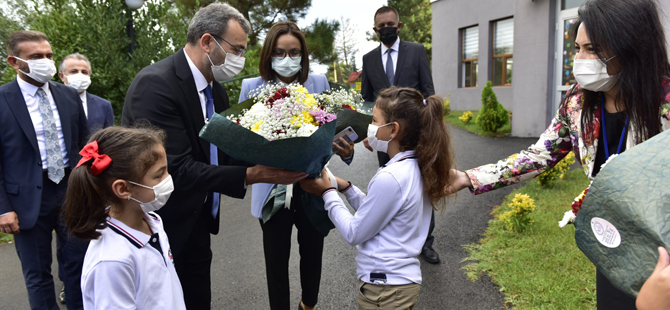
left=574, top=129, right=670, bottom=297
left=198, top=99, right=372, bottom=236
left=200, top=112, right=335, bottom=176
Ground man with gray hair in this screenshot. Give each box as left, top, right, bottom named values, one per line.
left=58, top=53, right=113, bottom=132
left=122, top=3, right=307, bottom=309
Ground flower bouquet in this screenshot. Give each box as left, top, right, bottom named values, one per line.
left=572, top=129, right=670, bottom=297
left=199, top=83, right=370, bottom=235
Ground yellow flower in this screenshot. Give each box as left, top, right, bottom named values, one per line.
left=251, top=121, right=263, bottom=133
left=304, top=94, right=317, bottom=108
left=295, top=86, right=308, bottom=94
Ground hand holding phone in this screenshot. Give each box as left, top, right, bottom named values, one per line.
left=332, top=126, right=358, bottom=155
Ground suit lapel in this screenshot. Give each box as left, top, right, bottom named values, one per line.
left=49, top=82, right=73, bottom=156
left=371, top=45, right=390, bottom=87
left=5, top=81, right=39, bottom=154
left=86, top=93, right=95, bottom=120
left=174, top=48, right=210, bottom=158
left=394, top=40, right=408, bottom=85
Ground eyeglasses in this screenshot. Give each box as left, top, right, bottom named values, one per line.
left=272, top=49, right=302, bottom=60
left=210, top=33, right=246, bottom=57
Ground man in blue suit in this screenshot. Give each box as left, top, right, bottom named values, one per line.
left=0, top=30, right=89, bottom=310
left=59, top=53, right=114, bottom=132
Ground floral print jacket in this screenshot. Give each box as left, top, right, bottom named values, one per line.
left=466, top=79, right=670, bottom=195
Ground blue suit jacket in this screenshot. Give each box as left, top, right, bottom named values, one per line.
left=0, top=79, right=89, bottom=230
left=85, top=92, right=114, bottom=131
left=238, top=74, right=330, bottom=102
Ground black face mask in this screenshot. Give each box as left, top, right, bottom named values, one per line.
left=377, top=27, right=398, bottom=46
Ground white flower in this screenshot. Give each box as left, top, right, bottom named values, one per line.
left=558, top=210, right=576, bottom=228
left=296, top=123, right=318, bottom=137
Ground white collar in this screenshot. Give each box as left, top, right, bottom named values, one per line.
left=17, top=75, right=50, bottom=97
left=381, top=37, right=400, bottom=54
left=183, top=49, right=210, bottom=92
left=106, top=214, right=157, bottom=249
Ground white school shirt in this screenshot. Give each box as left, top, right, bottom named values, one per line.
left=16, top=76, right=69, bottom=168
left=322, top=150, right=431, bottom=285
left=81, top=212, right=186, bottom=310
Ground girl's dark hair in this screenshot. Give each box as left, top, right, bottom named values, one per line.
left=573, top=0, right=670, bottom=142
left=63, top=126, right=166, bottom=240
left=259, top=21, right=309, bottom=84
left=375, top=87, right=455, bottom=208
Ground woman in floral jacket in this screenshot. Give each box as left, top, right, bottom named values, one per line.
left=447, top=0, right=670, bottom=308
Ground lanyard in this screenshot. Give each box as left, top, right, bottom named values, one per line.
left=600, top=95, right=628, bottom=160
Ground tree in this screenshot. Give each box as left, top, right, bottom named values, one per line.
left=303, top=18, right=340, bottom=66
left=226, top=0, right=311, bottom=46
left=326, top=61, right=349, bottom=85
left=335, top=17, right=358, bottom=69
left=389, top=0, right=432, bottom=59
left=477, top=81, right=509, bottom=133
left=2, top=0, right=190, bottom=121
left=0, top=8, right=22, bottom=82
left=366, top=1, right=432, bottom=60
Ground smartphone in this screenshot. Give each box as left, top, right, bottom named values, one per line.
left=332, top=126, right=358, bottom=152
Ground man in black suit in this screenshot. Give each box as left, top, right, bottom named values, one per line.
left=122, top=3, right=306, bottom=309
left=0, top=30, right=89, bottom=310
left=59, top=53, right=114, bottom=133
left=361, top=6, right=440, bottom=264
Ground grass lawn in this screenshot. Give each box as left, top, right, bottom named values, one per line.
left=445, top=110, right=511, bottom=137
left=0, top=232, right=13, bottom=245
left=463, top=169, right=596, bottom=309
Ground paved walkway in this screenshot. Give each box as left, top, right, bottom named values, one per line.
left=0, top=125, right=537, bottom=309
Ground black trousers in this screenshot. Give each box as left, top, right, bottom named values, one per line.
left=378, top=151, right=436, bottom=251
left=596, top=269, right=636, bottom=310
left=260, top=186, right=325, bottom=310
left=174, top=209, right=213, bottom=310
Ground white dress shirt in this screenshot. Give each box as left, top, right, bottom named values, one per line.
left=16, top=76, right=69, bottom=168
left=79, top=91, right=88, bottom=119
left=322, top=150, right=431, bottom=285
left=81, top=212, right=186, bottom=310
left=184, top=49, right=212, bottom=121
left=380, top=37, right=400, bottom=76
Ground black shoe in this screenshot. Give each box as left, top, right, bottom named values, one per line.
left=58, top=285, right=66, bottom=304
left=421, top=246, right=440, bottom=264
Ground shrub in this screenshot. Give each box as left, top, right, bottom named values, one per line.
left=538, top=152, right=576, bottom=187
left=442, top=95, right=451, bottom=116
left=476, top=81, right=509, bottom=132
left=459, top=111, right=473, bottom=124
left=498, top=193, right=536, bottom=233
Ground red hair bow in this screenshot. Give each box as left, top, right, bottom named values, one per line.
left=76, top=141, right=112, bottom=176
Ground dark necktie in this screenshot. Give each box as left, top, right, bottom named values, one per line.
left=385, top=48, right=395, bottom=86
left=204, top=85, right=220, bottom=218
left=37, top=88, right=65, bottom=184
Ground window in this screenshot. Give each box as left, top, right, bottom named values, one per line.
left=492, top=18, right=514, bottom=86
left=461, top=26, right=478, bottom=88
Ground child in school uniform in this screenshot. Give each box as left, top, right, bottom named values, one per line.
left=300, top=86, right=455, bottom=310
left=63, top=126, right=185, bottom=310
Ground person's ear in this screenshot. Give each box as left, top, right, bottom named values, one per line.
left=200, top=34, right=215, bottom=54
left=391, top=121, right=401, bottom=139
left=58, top=72, right=67, bottom=84
left=397, top=22, right=403, bottom=31
left=7, top=56, right=20, bottom=70
left=112, top=179, right=132, bottom=201
left=373, top=27, right=380, bottom=36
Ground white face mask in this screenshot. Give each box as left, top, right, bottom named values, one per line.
left=14, top=57, right=57, bottom=84
left=367, top=123, right=393, bottom=153
left=207, top=39, right=245, bottom=82
left=65, top=73, right=91, bottom=93
left=128, top=174, right=174, bottom=213
left=573, top=56, right=618, bottom=92
left=272, top=56, right=302, bottom=78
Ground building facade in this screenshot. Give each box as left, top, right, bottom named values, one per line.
left=431, top=0, right=670, bottom=137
